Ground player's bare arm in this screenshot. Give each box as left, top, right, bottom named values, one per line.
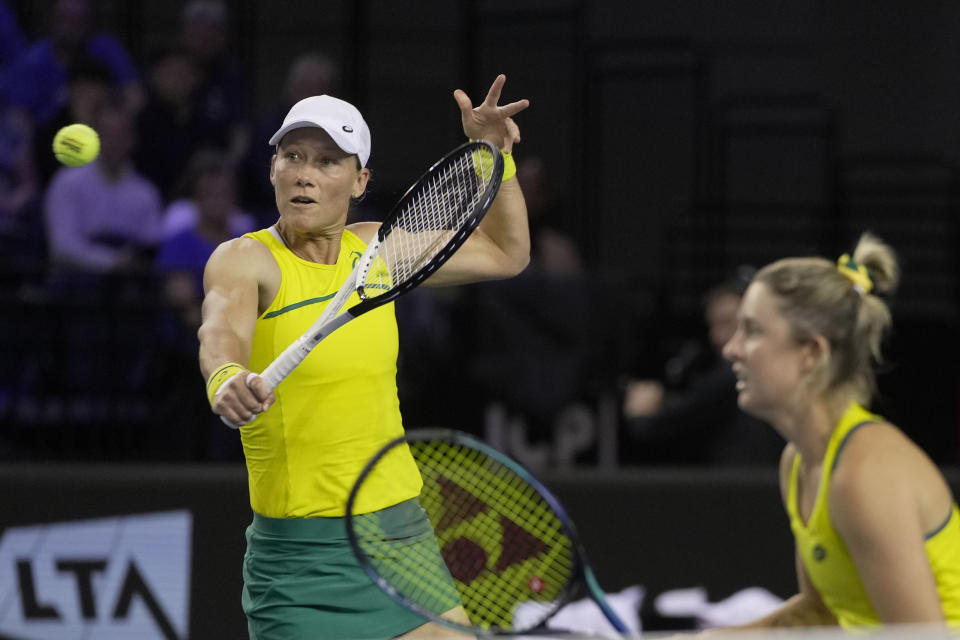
left=831, top=423, right=947, bottom=624
left=426, top=74, right=531, bottom=287
left=198, top=237, right=280, bottom=425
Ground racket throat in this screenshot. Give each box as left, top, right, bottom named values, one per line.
left=308, top=310, right=353, bottom=344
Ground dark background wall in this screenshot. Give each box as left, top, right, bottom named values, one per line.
left=10, top=0, right=960, bottom=252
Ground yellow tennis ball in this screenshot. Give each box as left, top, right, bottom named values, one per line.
left=52, top=123, right=100, bottom=167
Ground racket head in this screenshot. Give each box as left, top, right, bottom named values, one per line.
left=345, top=429, right=586, bottom=635
left=352, top=140, right=503, bottom=310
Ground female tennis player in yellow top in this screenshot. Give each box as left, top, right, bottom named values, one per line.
left=719, top=232, right=960, bottom=631
left=197, top=75, right=529, bottom=639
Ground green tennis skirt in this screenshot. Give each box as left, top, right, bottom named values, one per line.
left=241, top=499, right=461, bottom=640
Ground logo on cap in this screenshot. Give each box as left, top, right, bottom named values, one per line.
left=342, top=125, right=354, bottom=133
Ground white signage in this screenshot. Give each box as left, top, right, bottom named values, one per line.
left=0, top=511, right=192, bottom=640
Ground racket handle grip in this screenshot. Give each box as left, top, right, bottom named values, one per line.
left=260, top=341, right=311, bottom=391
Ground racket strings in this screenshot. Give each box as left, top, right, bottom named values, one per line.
left=352, top=439, right=576, bottom=632
left=361, top=148, right=496, bottom=298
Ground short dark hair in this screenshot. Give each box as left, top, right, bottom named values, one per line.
left=702, top=265, right=755, bottom=308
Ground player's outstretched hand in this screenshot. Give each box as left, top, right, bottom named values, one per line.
left=453, top=74, right=529, bottom=153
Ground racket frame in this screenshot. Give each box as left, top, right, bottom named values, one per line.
left=345, top=428, right=629, bottom=635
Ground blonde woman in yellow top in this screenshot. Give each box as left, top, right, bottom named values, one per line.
left=197, top=75, right=529, bottom=639
left=718, top=232, right=960, bottom=631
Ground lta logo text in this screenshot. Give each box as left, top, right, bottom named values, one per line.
left=0, top=511, right=192, bottom=640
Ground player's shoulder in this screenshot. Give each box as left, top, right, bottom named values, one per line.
left=206, top=235, right=277, bottom=277
left=830, top=420, right=914, bottom=492
left=210, top=234, right=271, bottom=257
left=346, top=221, right=380, bottom=244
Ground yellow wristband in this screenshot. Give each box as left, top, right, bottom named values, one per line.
left=469, top=140, right=516, bottom=182
left=206, top=362, right=244, bottom=406
left=501, top=150, right=516, bottom=181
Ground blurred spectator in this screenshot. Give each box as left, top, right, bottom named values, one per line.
left=157, top=148, right=253, bottom=333
left=0, top=1, right=34, bottom=269
left=154, top=149, right=249, bottom=461
left=622, top=269, right=783, bottom=465
left=135, top=46, right=233, bottom=200
left=0, top=0, right=142, bottom=126
left=43, top=104, right=162, bottom=280
left=163, top=149, right=254, bottom=240
left=33, top=54, right=113, bottom=189
left=518, top=155, right=582, bottom=274
left=467, top=268, right=591, bottom=441
left=0, top=1, right=26, bottom=73
left=244, top=51, right=340, bottom=215
left=0, top=106, right=39, bottom=271
left=179, top=0, right=250, bottom=166
left=466, top=156, right=591, bottom=443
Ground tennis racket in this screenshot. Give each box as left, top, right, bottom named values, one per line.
left=227, top=141, right=502, bottom=421
left=345, top=429, right=630, bottom=636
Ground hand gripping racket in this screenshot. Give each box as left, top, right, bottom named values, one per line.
left=223, top=141, right=502, bottom=427
left=346, top=429, right=630, bottom=636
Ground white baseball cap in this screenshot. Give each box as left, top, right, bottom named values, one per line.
left=268, top=95, right=371, bottom=167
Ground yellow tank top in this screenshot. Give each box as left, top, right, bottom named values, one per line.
left=242, top=227, right=422, bottom=517
left=788, top=402, right=960, bottom=627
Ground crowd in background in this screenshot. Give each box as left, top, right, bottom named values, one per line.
left=0, top=0, right=336, bottom=279
left=0, top=0, right=359, bottom=460
left=0, top=0, right=796, bottom=468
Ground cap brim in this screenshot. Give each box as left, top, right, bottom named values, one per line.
left=268, top=121, right=334, bottom=147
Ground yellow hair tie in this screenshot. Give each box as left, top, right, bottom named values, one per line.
left=837, top=254, right=873, bottom=295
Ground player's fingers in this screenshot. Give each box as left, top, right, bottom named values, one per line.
left=212, top=394, right=257, bottom=426
left=498, top=98, right=530, bottom=119
left=452, top=89, right=473, bottom=114
left=218, top=374, right=262, bottom=415
left=220, top=407, right=255, bottom=428
left=482, top=73, right=506, bottom=107
left=237, top=386, right=263, bottom=414
left=231, top=400, right=259, bottom=424
left=229, top=409, right=259, bottom=429
left=245, top=373, right=275, bottom=411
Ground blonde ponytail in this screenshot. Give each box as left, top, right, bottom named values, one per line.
left=754, top=232, right=899, bottom=403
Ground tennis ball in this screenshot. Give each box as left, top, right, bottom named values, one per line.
left=52, top=123, right=100, bottom=167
